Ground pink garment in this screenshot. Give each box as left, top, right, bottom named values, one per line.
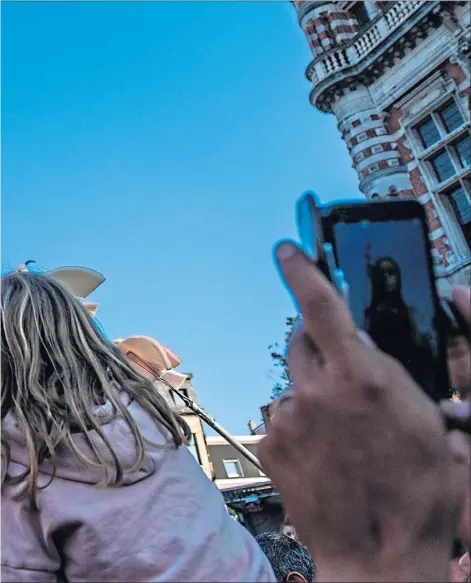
left=1, top=398, right=275, bottom=583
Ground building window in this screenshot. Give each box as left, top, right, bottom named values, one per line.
left=349, top=2, right=370, bottom=27
left=413, top=97, right=469, bottom=187
left=411, top=95, right=470, bottom=257
left=426, top=134, right=470, bottom=185
left=188, top=434, right=202, bottom=465
left=414, top=99, right=466, bottom=153
left=454, top=134, right=471, bottom=169
left=443, top=181, right=471, bottom=250
left=430, top=150, right=455, bottom=183
left=223, top=459, right=244, bottom=478
left=439, top=101, right=464, bottom=134
left=416, top=116, right=441, bottom=149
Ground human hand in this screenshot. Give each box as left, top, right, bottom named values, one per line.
left=447, top=287, right=470, bottom=400
left=460, top=553, right=470, bottom=583
left=441, top=399, right=470, bottom=551
left=442, top=286, right=470, bottom=550
left=259, top=243, right=465, bottom=583
left=451, top=552, right=470, bottom=583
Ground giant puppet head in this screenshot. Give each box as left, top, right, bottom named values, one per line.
left=14, top=263, right=186, bottom=390
left=16, top=261, right=105, bottom=317
left=114, top=336, right=188, bottom=390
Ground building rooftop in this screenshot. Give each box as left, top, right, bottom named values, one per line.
left=206, top=434, right=265, bottom=445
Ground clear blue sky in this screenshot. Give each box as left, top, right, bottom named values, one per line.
left=2, top=1, right=360, bottom=434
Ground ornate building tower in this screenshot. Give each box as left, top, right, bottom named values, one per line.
left=294, top=0, right=470, bottom=285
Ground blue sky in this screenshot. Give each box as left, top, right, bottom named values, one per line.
left=2, top=1, right=360, bottom=434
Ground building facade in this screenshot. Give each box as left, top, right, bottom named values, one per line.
left=293, top=0, right=470, bottom=286
left=206, top=434, right=269, bottom=491
left=206, top=434, right=283, bottom=535
left=163, top=374, right=214, bottom=479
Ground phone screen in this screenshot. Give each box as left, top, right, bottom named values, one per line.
left=332, top=217, right=449, bottom=401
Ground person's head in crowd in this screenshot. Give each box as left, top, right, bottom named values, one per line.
left=1, top=270, right=190, bottom=500
left=371, top=256, right=403, bottom=303
left=282, top=517, right=298, bottom=542
left=256, top=532, right=315, bottom=583
left=283, top=517, right=310, bottom=551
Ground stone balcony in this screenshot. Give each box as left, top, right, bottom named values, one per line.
left=306, top=0, right=443, bottom=112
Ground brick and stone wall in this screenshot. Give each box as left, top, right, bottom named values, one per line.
left=299, top=2, right=360, bottom=57
left=293, top=0, right=470, bottom=284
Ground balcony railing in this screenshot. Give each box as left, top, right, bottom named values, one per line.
left=306, top=1, right=426, bottom=86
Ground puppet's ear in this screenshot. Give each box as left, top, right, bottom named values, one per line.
left=160, top=369, right=188, bottom=390
left=116, top=336, right=187, bottom=388
left=47, top=266, right=105, bottom=299
left=116, top=336, right=172, bottom=373
left=83, top=302, right=99, bottom=318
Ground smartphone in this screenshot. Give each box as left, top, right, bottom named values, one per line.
left=297, top=194, right=451, bottom=402
left=296, top=192, right=330, bottom=279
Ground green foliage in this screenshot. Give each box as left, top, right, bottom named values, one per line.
left=269, top=316, right=299, bottom=400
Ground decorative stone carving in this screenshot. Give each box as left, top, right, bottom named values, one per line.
left=457, top=35, right=470, bottom=61
left=448, top=35, right=471, bottom=84
left=442, top=6, right=462, bottom=35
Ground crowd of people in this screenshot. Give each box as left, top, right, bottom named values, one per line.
left=1, top=240, right=470, bottom=582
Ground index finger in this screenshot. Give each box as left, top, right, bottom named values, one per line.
left=275, top=241, right=358, bottom=361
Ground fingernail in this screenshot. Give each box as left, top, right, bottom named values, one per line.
left=276, top=243, right=296, bottom=262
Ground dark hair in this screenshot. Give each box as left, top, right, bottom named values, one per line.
left=370, top=256, right=403, bottom=306
left=371, top=257, right=404, bottom=304
left=256, top=532, right=315, bottom=583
